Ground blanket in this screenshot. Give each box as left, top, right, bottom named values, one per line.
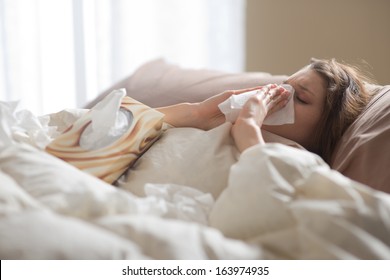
left=1, top=103, right=390, bottom=259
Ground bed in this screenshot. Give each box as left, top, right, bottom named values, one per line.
left=1, top=59, right=389, bottom=260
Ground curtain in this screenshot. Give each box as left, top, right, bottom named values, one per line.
left=0, top=0, right=246, bottom=115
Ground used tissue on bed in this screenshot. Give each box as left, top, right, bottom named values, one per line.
left=46, top=89, right=164, bottom=184
left=218, top=84, right=295, bottom=125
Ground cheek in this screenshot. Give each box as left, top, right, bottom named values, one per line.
left=261, top=105, right=323, bottom=147
left=294, top=106, right=322, bottom=133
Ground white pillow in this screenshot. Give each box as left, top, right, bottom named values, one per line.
left=117, top=123, right=304, bottom=199
left=117, top=123, right=239, bottom=198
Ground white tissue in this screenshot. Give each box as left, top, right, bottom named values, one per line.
left=79, top=88, right=133, bottom=150
left=218, top=84, right=295, bottom=125
left=0, top=100, right=57, bottom=149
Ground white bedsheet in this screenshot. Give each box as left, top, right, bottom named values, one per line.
left=1, top=103, right=390, bottom=259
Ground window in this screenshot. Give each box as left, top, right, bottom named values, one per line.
left=0, top=0, right=246, bottom=115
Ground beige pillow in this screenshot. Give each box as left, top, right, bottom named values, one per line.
left=331, top=85, right=390, bottom=193
left=85, top=58, right=288, bottom=108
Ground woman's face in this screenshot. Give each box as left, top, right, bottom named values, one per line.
left=262, top=66, right=327, bottom=150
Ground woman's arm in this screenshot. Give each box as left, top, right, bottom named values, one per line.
left=156, top=86, right=265, bottom=130
left=156, top=102, right=199, bottom=128
left=156, top=84, right=290, bottom=152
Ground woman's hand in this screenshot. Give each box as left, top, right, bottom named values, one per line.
left=231, top=86, right=290, bottom=152
left=192, top=86, right=265, bottom=130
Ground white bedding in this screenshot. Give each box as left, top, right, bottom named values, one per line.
left=1, top=103, right=390, bottom=260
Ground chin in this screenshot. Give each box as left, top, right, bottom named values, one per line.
left=262, top=124, right=290, bottom=138
left=264, top=126, right=319, bottom=155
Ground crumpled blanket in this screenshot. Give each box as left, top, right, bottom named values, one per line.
left=1, top=101, right=390, bottom=259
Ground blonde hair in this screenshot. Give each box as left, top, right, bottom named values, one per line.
left=310, top=58, right=372, bottom=163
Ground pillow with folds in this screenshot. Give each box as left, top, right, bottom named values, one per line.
left=331, top=85, right=390, bottom=193
left=117, top=123, right=303, bottom=199
left=85, top=58, right=288, bottom=108
left=117, top=123, right=238, bottom=199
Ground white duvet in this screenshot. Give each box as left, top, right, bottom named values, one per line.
left=1, top=102, right=390, bottom=259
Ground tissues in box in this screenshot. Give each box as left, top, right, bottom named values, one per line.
left=46, top=89, right=164, bottom=184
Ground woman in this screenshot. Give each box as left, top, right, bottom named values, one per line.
left=158, top=58, right=372, bottom=163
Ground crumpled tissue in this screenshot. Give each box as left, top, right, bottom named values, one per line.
left=218, top=84, right=295, bottom=125
left=0, top=100, right=57, bottom=149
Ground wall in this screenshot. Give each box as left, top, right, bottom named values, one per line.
left=246, top=0, right=390, bottom=84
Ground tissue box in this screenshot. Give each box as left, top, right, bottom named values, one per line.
left=46, top=94, right=164, bottom=184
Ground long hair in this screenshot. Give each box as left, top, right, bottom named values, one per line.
left=310, top=58, right=372, bottom=163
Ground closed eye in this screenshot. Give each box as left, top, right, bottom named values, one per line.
left=295, top=94, right=308, bottom=104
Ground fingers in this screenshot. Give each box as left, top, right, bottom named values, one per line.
left=239, top=85, right=291, bottom=123
left=260, top=86, right=286, bottom=104
left=266, top=87, right=291, bottom=115
left=272, top=86, right=291, bottom=102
